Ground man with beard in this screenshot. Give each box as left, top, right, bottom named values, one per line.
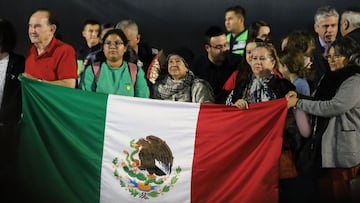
left=192, top=26, right=235, bottom=103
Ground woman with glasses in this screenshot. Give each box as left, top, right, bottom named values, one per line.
left=80, top=29, right=149, bottom=98
left=225, top=43, right=294, bottom=108
left=286, top=36, right=360, bottom=202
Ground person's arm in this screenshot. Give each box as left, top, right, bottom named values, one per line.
left=191, top=79, right=215, bottom=103
left=23, top=73, right=75, bottom=88
left=297, top=75, right=360, bottom=117
left=45, top=79, right=76, bottom=88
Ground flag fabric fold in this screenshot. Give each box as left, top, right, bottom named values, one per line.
left=18, top=76, right=288, bottom=203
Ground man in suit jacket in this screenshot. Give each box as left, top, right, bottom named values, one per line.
left=309, top=6, right=339, bottom=93
left=0, top=18, right=25, bottom=201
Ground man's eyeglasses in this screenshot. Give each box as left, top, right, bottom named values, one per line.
left=325, top=54, right=344, bottom=60
left=104, top=41, right=124, bottom=47
left=209, top=43, right=229, bottom=50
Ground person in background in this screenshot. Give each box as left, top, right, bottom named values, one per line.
left=339, top=8, right=360, bottom=44
left=309, top=6, right=339, bottom=93
left=0, top=18, right=25, bottom=202
left=224, top=5, right=248, bottom=67
left=287, top=36, right=360, bottom=203
left=281, top=30, right=316, bottom=88
left=222, top=38, right=258, bottom=93
left=192, top=25, right=235, bottom=103
left=77, top=19, right=102, bottom=75
left=278, top=52, right=312, bottom=203
left=248, top=20, right=271, bottom=42
left=100, top=23, right=114, bottom=40
left=24, top=8, right=78, bottom=88
left=151, top=47, right=214, bottom=103
left=80, top=29, right=149, bottom=98
left=115, top=19, right=158, bottom=73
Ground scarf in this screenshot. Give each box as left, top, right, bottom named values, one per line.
left=154, top=71, right=195, bottom=100
left=247, top=74, right=276, bottom=103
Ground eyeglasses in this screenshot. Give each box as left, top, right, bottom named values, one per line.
left=209, top=43, right=229, bottom=50
left=325, top=54, right=344, bottom=60
left=104, top=41, right=124, bottom=47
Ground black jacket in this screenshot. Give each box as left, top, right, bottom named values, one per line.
left=346, top=28, right=360, bottom=46
left=0, top=53, right=25, bottom=125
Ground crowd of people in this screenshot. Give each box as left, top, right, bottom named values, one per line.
left=0, top=4, right=360, bottom=203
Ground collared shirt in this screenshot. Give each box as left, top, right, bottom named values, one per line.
left=25, top=37, right=78, bottom=81
left=318, top=36, right=331, bottom=54
left=0, top=54, right=9, bottom=108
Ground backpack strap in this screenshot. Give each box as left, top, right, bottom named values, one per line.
left=128, top=62, right=138, bottom=86
left=92, top=61, right=101, bottom=83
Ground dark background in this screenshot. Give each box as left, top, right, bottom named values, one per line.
left=0, top=0, right=357, bottom=57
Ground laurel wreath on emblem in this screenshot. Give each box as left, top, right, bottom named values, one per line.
left=112, top=137, right=181, bottom=199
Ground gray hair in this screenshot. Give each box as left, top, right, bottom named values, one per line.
left=314, top=6, right=339, bottom=25
left=341, top=10, right=360, bottom=29
left=115, top=19, right=139, bottom=35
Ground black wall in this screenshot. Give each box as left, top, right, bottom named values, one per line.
left=0, top=0, right=357, bottom=56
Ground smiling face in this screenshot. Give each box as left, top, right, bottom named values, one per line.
left=326, top=47, right=347, bottom=71
left=167, top=55, right=188, bottom=80
left=28, top=11, right=55, bottom=47
left=245, top=41, right=257, bottom=65
left=250, top=47, right=275, bottom=78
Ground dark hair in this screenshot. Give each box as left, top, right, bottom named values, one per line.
left=0, top=18, right=16, bottom=53
left=102, top=29, right=130, bottom=61
left=247, top=20, right=271, bottom=42
left=204, top=26, right=225, bottom=45
left=331, top=36, right=360, bottom=65
left=82, top=19, right=100, bottom=29
left=101, top=23, right=114, bottom=31
left=225, top=5, right=246, bottom=19
left=102, top=29, right=129, bottom=46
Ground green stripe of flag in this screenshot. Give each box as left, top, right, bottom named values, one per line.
left=18, top=76, right=108, bottom=202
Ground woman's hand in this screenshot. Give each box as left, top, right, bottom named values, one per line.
left=149, top=59, right=160, bottom=84
left=286, top=91, right=298, bottom=109
left=233, top=99, right=249, bottom=109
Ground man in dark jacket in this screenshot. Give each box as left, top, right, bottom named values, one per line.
left=0, top=18, right=25, bottom=201
left=340, top=8, right=360, bottom=45
left=192, top=26, right=236, bottom=103
left=309, top=6, right=339, bottom=93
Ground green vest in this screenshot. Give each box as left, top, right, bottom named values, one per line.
left=226, top=29, right=248, bottom=55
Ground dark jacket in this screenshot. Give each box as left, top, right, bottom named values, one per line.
left=0, top=53, right=25, bottom=125
left=307, top=36, right=331, bottom=93
left=192, top=55, right=235, bottom=103
left=346, top=28, right=360, bottom=46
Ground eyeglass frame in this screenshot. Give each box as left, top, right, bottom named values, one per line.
left=325, top=54, right=345, bottom=60
left=104, top=41, right=124, bottom=47
left=208, top=43, right=230, bottom=50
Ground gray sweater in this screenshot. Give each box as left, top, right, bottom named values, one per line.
left=297, top=74, right=360, bottom=168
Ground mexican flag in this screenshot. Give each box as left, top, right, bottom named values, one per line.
left=18, top=76, right=288, bottom=203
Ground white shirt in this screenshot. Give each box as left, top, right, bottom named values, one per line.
left=0, top=54, right=10, bottom=108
